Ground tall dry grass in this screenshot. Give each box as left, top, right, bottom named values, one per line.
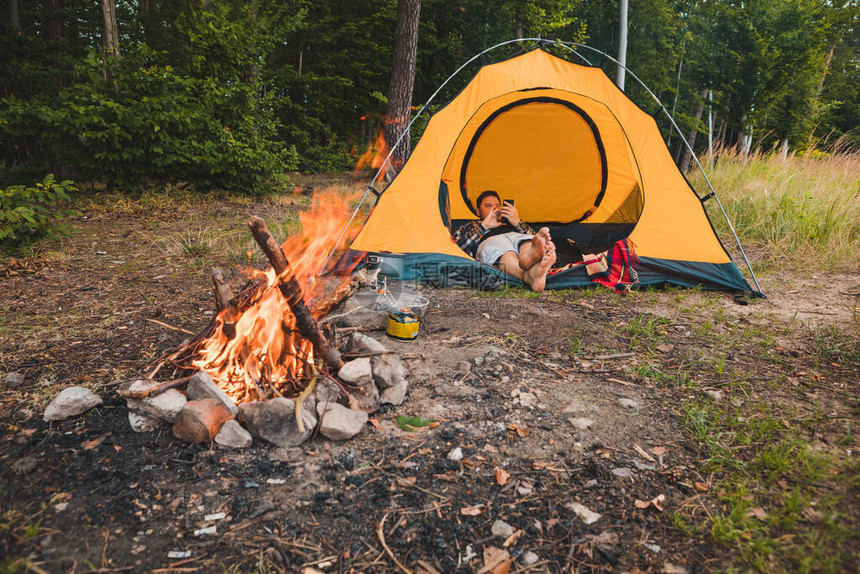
left=689, top=144, right=860, bottom=272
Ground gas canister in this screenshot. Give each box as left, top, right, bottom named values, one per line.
left=386, top=310, right=419, bottom=340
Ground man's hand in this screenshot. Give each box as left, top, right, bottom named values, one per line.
left=500, top=203, right=521, bottom=226
left=481, top=207, right=502, bottom=230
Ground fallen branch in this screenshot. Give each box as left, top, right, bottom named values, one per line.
left=376, top=514, right=413, bottom=574
left=591, top=352, right=636, bottom=360
left=145, top=318, right=195, bottom=335
left=117, top=375, right=193, bottom=399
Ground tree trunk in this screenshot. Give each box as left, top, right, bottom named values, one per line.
left=384, top=0, right=421, bottom=175
left=679, top=89, right=707, bottom=173
left=100, top=0, right=119, bottom=58
left=616, top=0, right=628, bottom=90
left=45, top=0, right=63, bottom=41
left=8, top=0, right=20, bottom=33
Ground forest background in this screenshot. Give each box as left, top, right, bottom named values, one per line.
left=1, top=0, right=857, bottom=196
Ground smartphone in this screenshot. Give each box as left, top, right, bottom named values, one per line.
left=503, top=199, right=514, bottom=206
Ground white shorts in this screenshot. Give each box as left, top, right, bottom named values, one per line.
left=475, top=232, right=533, bottom=265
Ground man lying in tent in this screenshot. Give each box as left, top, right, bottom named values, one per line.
left=452, top=190, right=557, bottom=292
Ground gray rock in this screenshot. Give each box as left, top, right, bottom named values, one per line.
left=618, top=398, right=639, bottom=409
left=447, top=447, right=463, bottom=461
left=371, top=354, right=407, bottom=389
left=313, top=381, right=341, bottom=404
left=611, top=467, right=634, bottom=479
left=704, top=389, right=723, bottom=402
left=354, top=378, right=381, bottom=412
left=520, top=551, right=539, bottom=567
left=316, top=402, right=368, bottom=441
left=338, top=358, right=373, bottom=385
left=491, top=519, right=514, bottom=538
left=456, top=360, right=471, bottom=375
left=380, top=380, right=407, bottom=406
left=128, top=411, right=162, bottom=432
left=569, top=417, right=594, bottom=430
left=44, top=387, right=103, bottom=421
left=125, top=380, right=187, bottom=423
left=215, top=420, right=253, bottom=448
left=12, top=455, right=38, bottom=475
left=238, top=398, right=316, bottom=447
left=349, top=333, right=387, bottom=354
left=186, top=371, right=238, bottom=415
left=5, top=372, right=25, bottom=390
left=563, top=400, right=588, bottom=414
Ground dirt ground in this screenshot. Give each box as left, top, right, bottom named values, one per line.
left=1, top=192, right=857, bottom=573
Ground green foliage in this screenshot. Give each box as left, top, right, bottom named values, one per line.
left=0, top=175, right=77, bottom=251
left=395, top=415, right=435, bottom=431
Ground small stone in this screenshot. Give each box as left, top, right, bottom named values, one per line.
left=371, top=354, right=407, bottom=389
left=239, top=398, right=316, bottom=447
left=643, top=543, right=661, bottom=553
left=316, top=402, right=368, bottom=441
left=339, top=358, right=373, bottom=385
left=172, top=398, right=234, bottom=444
left=456, top=360, right=471, bottom=375
left=704, top=390, right=723, bottom=402
left=447, top=447, right=463, bottom=461
left=520, top=551, right=539, bottom=566
left=618, top=398, right=639, bottom=409
left=215, top=420, right=253, bottom=448
left=569, top=417, right=594, bottom=430
left=128, top=411, right=162, bottom=432
left=44, top=387, right=103, bottom=421
left=380, top=380, right=408, bottom=406
left=611, top=467, right=634, bottom=479
left=124, top=380, right=187, bottom=422
left=186, top=371, right=238, bottom=415
left=491, top=519, right=514, bottom=538
left=473, top=356, right=485, bottom=366
left=566, top=501, right=602, bottom=525
left=349, top=333, right=387, bottom=354
left=563, top=400, right=587, bottom=414
left=656, top=343, right=674, bottom=353
left=12, top=455, right=38, bottom=475
left=5, top=372, right=25, bottom=389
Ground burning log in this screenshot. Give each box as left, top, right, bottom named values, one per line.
left=211, top=267, right=236, bottom=311
left=249, top=216, right=344, bottom=373
left=211, top=267, right=238, bottom=339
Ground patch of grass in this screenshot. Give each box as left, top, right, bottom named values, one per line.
left=676, top=389, right=859, bottom=572
left=473, top=285, right=544, bottom=299
left=691, top=148, right=860, bottom=272
left=625, top=314, right=670, bottom=348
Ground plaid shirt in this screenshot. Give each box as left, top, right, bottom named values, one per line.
left=452, top=220, right=534, bottom=258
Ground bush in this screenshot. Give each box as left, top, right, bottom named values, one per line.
left=1, top=47, right=296, bottom=193
left=0, top=175, right=77, bottom=252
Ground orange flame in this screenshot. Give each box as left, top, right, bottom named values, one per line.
left=190, top=189, right=359, bottom=404
left=354, top=126, right=390, bottom=179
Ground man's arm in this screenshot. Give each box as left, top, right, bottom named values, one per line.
left=452, top=220, right=486, bottom=258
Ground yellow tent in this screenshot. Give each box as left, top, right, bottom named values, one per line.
left=350, top=47, right=754, bottom=292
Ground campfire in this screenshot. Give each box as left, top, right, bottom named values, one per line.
left=123, top=191, right=363, bottom=405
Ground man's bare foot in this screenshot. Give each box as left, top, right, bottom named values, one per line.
left=524, top=240, right=557, bottom=292
left=518, top=227, right=551, bottom=270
